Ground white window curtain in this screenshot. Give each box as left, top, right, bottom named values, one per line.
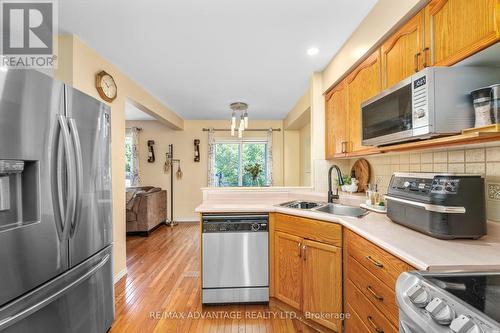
left=266, top=129, right=273, bottom=186
left=126, top=127, right=141, bottom=186
left=207, top=129, right=216, bottom=186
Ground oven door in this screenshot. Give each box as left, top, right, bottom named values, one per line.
left=362, top=78, right=413, bottom=146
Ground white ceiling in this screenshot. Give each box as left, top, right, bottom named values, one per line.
left=59, top=0, right=377, bottom=120
left=125, top=102, right=156, bottom=121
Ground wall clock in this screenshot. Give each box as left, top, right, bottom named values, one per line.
left=95, top=70, right=117, bottom=102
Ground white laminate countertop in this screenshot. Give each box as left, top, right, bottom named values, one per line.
left=195, top=193, right=500, bottom=273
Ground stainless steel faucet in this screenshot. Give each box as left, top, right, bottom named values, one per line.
left=328, top=165, right=344, bottom=203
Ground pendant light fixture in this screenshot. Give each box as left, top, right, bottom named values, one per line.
left=229, top=102, right=249, bottom=137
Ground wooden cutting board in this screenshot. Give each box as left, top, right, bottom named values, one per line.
left=350, top=158, right=371, bottom=192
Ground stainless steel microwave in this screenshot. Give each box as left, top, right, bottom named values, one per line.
left=361, top=66, right=500, bottom=146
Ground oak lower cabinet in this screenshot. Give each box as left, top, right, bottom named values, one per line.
left=273, top=213, right=343, bottom=332
left=343, top=229, right=414, bottom=332
left=424, top=0, right=500, bottom=67
left=274, top=231, right=303, bottom=309
left=302, top=239, right=343, bottom=331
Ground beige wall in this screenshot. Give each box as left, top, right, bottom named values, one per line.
left=299, top=123, right=311, bottom=187
left=54, top=35, right=185, bottom=278
left=126, top=119, right=285, bottom=220
left=284, top=90, right=311, bottom=129
left=284, top=131, right=300, bottom=186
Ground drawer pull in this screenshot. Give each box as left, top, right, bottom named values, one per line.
left=367, top=286, right=384, bottom=301
left=367, top=316, right=384, bottom=333
left=298, top=242, right=302, bottom=257
left=365, top=255, right=384, bottom=268
left=302, top=245, right=307, bottom=261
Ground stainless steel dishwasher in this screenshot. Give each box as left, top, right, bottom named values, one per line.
left=201, top=213, right=269, bottom=304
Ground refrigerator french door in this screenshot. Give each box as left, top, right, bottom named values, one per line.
left=0, top=70, right=114, bottom=333
left=65, top=86, right=112, bottom=267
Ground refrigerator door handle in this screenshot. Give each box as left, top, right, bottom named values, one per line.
left=57, top=114, right=77, bottom=242
left=50, top=120, right=64, bottom=241
left=0, top=254, right=110, bottom=331
left=68, top=118, right=83, bottom=237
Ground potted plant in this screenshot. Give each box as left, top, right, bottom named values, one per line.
left=244, top=163, right=263, bottom=186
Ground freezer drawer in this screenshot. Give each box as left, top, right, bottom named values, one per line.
left=202, top=232, right=268, bottom=288
left=0, top=246, right=114, bottom=333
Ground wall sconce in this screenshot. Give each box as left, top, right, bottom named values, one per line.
left=194, top=139, right=200, bottom=162
left=147, top=140, right=155, bottom=163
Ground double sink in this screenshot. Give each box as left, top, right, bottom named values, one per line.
left=278, top=200, right=368, bottom=218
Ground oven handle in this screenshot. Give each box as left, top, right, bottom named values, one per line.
left=385, top=195, right=466, bottom=214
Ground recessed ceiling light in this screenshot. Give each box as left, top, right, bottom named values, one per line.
left=307, top=47, right=319, bottom=56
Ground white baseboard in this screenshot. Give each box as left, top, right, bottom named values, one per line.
left=114, top=267, right=127, bottom=284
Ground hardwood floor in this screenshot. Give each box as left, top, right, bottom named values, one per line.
left=110, top=223, right=330, bottom=333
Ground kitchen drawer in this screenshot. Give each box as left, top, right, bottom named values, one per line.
left=345, top=229, right=412, bottom=289
left=345, top=279, right=398, bottom=333
left=274, top=213, right=342, bottom=247
left=346, top=254, right=399, bottom=325
left=345, top=303, right=371, bottom=333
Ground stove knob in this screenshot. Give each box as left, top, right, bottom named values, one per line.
left=450, top=315, right=481, bottom=333
left=426, top=297, right=454, bottom=325
left=406, top=284, right=430, bottom=307
left=251, top=223, right=260, bottom=231
left=404, top=181, right=410, bottom=188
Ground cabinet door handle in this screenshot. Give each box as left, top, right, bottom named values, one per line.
left=297, top=242, right=302, bottom=257
left=365, top=255, right=384, bottom=268
left=341, top=141, right=347, bottom=153
left=414, top=52, right=421, bottom=72
left=302, top=245, right=307, bottom=261
left=367, top=316, right=384, bottom=333
left=367, top=286, right=384, bottom=301
left=423, top=47, right=430, bottom=68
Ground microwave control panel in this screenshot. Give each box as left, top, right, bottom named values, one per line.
left=412, top=74, right=429, bottom=130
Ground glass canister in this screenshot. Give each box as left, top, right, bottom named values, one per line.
left=471, top=87, right=493, bottom=127
left=492, top=84, right=500, bottom=124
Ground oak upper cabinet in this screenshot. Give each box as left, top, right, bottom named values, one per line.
left=424, top=0, right=500, bottom=66
left=302, top=239, right=343, bottom=332
left=274, top=231, right=303, bottom=310
left=381, top=11, right=425, bottom=88
left=346, top=51, right=381, bottom=153
left=325, top=81, right=348, bottom=159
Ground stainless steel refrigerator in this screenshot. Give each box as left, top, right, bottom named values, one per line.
left=0, top=70, right=114, bottom=332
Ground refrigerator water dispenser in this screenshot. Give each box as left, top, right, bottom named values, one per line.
left=0, top=160, right=39, bottom=229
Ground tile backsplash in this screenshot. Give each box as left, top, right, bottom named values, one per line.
left=347, top=146, right=500, bottom=222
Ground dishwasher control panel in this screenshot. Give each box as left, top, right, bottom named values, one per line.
left=202, top=214, right=268, bottom=233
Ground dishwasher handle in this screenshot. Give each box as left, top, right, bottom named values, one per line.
left=202, top=214, right=269, bottom=221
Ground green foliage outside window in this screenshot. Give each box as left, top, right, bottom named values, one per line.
left=125, top=136, right=133, bottom=186
left=214, top=141, right=268, bottom=187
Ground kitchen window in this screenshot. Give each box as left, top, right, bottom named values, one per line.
left=212, top=140, right=270, bottom=187
left=124, top=135, right=134, bottom=187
